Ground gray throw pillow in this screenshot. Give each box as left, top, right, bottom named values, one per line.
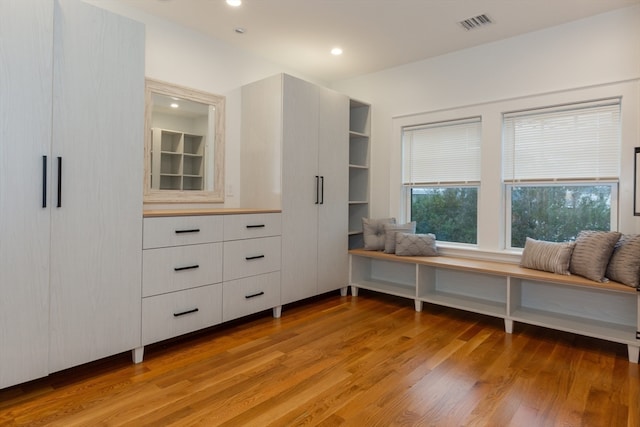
left=395, top=232, right=437, bottom=256
left=605, top=234, right=640, bottom=288
left=570, top=230, right=621, bottom=282
left=520, top=237, right=576, bottom=275
left=383, top=222, right=416, bottom=254
left=362, top=217, right=396, bottom=251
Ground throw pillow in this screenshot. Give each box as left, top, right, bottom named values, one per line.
left=395, top=232, right=438, bottom=257
left=605, top=234, right=640, bottom=288
left=362, top=217, right=396, bottom=250
left=520, top=237, right=576, bottom=275
left=383, top=222, right=416, bottom=254
left=570, top=230, right=621, bottom=282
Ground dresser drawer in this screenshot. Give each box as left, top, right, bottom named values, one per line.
left=223, top=213, right=281, bottom=241
left=142, top=284, right=222, bottom=345
left=143, top=215, right=223, bottom=249
left=143, top=242, right=223, bottom=297
left=223, top=272, right=281, bottom=321
left=223, top=236, right=281, bottom=281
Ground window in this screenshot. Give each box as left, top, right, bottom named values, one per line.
left=403, top=117, right=481, bottom=244
left=503, top=99, right=621, bottom=248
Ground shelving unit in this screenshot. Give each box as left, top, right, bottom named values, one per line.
left=348, top=99, right=371, bottom=249
left=349, top=249, right=640, bottom=363
left=151, top=127, right=204, bottom=191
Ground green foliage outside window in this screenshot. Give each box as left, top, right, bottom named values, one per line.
left=510, top=185, right=612, bottom=248
left=411, top=187, right=478, bottom=244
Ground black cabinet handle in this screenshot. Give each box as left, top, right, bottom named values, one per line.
left=173, top=308, right=199, bottom=317
left=42, top=155, right=47, bottom=208
left=174, top=264, right=199, bottom=271
left=245, top=291, right=265, bottom=299
left=315, top=175, right=320, bottom=204
left=246, top=224, right=265, bottom=229
left=56, top=156, right=62, bottom=208
left=320, top=175, right=324, bottom=205
left=245, top=255, right=265, bottom=261
left=175, top=228, right=200, bottom=234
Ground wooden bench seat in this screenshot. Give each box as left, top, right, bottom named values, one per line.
left=348, top=248, right=640, bottom=363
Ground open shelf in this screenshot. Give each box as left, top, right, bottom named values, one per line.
left=347, top=99, right=371, bottom=250
left=151, top=128, right=205, bottom=191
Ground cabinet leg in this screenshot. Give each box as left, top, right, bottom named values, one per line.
left=350, top=285, right=359, bottom=296
left=132, top=347, right=144, bottom=364
left=414, top=300, right=423, bottom=312
left=273, top=305, right=282, bottom=319
left=627, top=344, right=639, bottom=363
left=504, top=319, right=514, bottom=334
left=340, top=286, right=348, bottom=297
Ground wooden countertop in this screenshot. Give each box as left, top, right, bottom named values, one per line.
left=143, top=208, right=281, bottom=218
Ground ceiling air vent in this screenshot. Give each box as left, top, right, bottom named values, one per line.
left=458, top=14, right=493, bottom=31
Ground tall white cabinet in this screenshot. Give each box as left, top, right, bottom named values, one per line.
left=0, top=0, right=144, bottom=388
left=241, top=74, right=349, bottom=306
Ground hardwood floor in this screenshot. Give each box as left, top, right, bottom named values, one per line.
left=1, top=291, right=638, bottom=426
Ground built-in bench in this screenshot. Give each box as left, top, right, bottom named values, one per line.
left=348, top=248, right=640, bottom=363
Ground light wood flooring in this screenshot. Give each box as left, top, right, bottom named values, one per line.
left=1, top=290, right=638, bottom=426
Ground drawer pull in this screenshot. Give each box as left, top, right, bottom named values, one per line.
left=173, top=308, right=199, bottom=317
left=245, top=255, right=265, bottom=261
left=245, top=291, right=265, bottom=299
left=174, top=264, right=199, bottom=271
left=246, top=224, right=265, bottom=229
left=175, top=228, right=200, bottom=234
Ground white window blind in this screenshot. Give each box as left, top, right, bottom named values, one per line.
left=503, top=98, right=621, bottom=182
left=402, top=117, right=481, bottom=185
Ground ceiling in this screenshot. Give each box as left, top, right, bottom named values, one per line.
left=117, top=0, right=640, bottom=82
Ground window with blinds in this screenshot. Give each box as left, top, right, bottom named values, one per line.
left=502, top=98, right=621, bottom=183
left=402, top=117, right=481, bottom=185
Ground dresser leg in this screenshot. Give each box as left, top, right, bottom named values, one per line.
left=350, top=285, right=359, bottom=296
left=628, top=344, right=639, bottom=363
left=273, top=305, right=282, bottom=318
left=132, top=346, right=144, bottom=364
left=340, top=286, right=348, bottom=296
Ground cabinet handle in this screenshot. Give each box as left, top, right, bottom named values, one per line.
left=56, top=156, right=62, bottom=208
left=320, top=175, right=324, bottom=205
left=315, top=175, right=320, bottom=204
left=174, top=264, right=199, bottom=271
left=42, top=155, right=47, bottom=208
left=175, top=228, right=200, bottom=234
left=245, top=291, right=265, bottom=299
left=173, top=308, right=199, bottom=317
left=245, top=255, right=265, bottom=261
left=246, top=224, right=265, bottom=229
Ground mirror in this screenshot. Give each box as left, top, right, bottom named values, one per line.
left=144, top=78, right=225, bottom=203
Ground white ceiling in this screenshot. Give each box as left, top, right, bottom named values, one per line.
left=117, top=0, right=640, bottom=82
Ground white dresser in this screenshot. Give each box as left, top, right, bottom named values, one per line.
left=140, top=210, right=282, bottom=359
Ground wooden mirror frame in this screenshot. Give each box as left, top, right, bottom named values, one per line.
left=144, top=78, right=225, bottom=203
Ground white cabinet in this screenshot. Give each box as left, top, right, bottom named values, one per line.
left=141, top=215, right=224, bottom=347
left=241, top=74, right=349, bottom=306
left=0, top=0, right=54, bottom=389
left=0, top=0, right=144, bottom=387
left=222, top=213, right=282, bottom=321
left=140, top=212, right=282, bottom=350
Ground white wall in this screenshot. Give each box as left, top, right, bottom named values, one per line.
left=332, top=5, right=640, bottom=243
left=87, top=1, right=640, bottom=230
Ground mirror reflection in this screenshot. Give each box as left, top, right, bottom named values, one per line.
left=144, top=79, right=225, bottom=203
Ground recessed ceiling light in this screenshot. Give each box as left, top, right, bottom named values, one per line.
left=331, top=47, right=343, bottom=56
left=234, top=27, right=246, bottom=34
left=226, top=0, right=241, bottom=6
left=170, top=103, right=179, bottom=108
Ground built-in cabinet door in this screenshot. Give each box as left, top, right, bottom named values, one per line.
left=280, top=75, right=320, bottom=305
left=317, top=88, right=349, bottom=294
left=48, top=0, right=144, bottom=372
left=0, top=0, right=54, bottom=389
